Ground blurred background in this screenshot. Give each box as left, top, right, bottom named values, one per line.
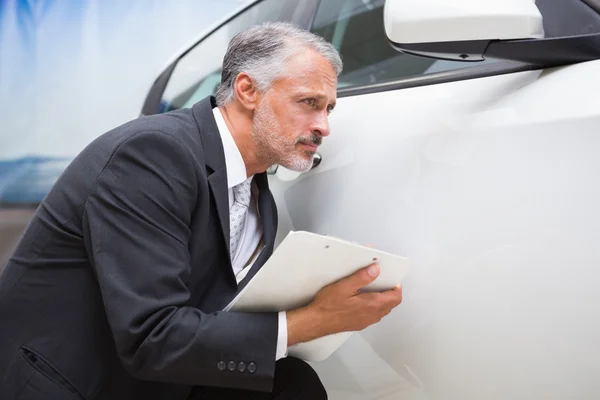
left=0, top=0, right=249, bottom=265
left=0, top=0, right=249, bottom=205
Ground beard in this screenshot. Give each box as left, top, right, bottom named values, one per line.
left=251, top=98, right=320, bottom=173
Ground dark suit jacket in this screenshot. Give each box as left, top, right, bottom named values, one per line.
left=0, top=96, right=280, bottom=399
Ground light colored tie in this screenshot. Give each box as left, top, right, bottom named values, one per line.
left=229, top=179, right=252, bottom=260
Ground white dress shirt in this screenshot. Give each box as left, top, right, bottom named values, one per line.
left=213, top=107, right=288, bottom=361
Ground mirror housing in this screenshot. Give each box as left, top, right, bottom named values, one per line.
left=384, top=0, right=545, bottom=44
left=384, top=0, right=544, bottom=62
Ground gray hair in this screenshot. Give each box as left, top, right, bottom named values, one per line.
left=215, top=21, right=343, bottom=105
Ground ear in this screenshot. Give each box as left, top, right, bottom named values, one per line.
left=233, top=72, right=260, bottom=111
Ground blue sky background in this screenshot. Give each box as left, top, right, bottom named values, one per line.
left=0, top=0, right=249, bottom=203
left=0, top=0, right=248, bottom=159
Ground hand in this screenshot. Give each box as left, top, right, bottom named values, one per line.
left=287, top=263, right=403, bottom=346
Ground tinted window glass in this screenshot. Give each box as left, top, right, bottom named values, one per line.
left=311, top=0, right=483, bottom=89
left=536, top=0, right=600, bottom=37
left=161, top=0, right=302, bottom=112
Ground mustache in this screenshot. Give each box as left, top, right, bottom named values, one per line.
left=295, top=134, right=322, bottom=147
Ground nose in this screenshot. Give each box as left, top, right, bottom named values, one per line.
left=311, top=110, right=331, bottom=138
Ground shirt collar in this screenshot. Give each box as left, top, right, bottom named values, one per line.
left=212, top=106, right=251, bottom=189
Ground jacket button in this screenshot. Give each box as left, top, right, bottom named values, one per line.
left=228, top=361, right=237, bottom=372
left=247, top=362, right=256, bottom=374
left=237, top=362, right=246, bottom=372
left=217, top=361, right=226, bottom=371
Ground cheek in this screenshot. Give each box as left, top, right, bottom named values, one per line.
left=288, top=107, right=313, bottom=131
left=275, top=107, right=304, bottom=137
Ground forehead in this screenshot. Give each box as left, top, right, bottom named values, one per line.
left=273, top=49, right=338, bottom=97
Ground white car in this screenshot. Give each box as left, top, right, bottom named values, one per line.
left=141, top=0, right=600, bottom=398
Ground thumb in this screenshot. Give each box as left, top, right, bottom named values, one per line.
left=337, top=263, right=380, bottom=294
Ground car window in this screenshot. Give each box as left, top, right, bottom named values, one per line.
left=536, top=0, right=600, bottom=37
left=310, top=0, right=487, bottom=89
left=161, top=0, right=303, bottom=112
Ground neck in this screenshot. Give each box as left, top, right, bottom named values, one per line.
left=218, top=104, right=269, bottom=177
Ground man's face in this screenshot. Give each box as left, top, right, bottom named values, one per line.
left=251, top=49, right=338, bottom=172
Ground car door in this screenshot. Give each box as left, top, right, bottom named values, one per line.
left=265, top=0, right=600, bottom=399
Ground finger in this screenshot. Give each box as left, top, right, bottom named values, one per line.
left=353, top=291, right=380, bottom=303
left=334, top=263, right=380, bottom=294
left=382, top=284, right=403, bottom=306
left=380, top=283, right=402, bottom=295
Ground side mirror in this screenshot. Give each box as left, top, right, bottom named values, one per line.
left=384, top=0, right=544, bottom=62
left=384, top=0, right=600, bottom=68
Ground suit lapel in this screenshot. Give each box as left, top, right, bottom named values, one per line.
left=207, top=168, right=231, bottom=260
left=256, top=173, right=276, bottom=248
left=192, top=96, right=279, bottom=291
left=192, top=97, right=236, bottom=284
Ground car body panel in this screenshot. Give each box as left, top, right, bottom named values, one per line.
left=268, top=60, right=600, bottom=399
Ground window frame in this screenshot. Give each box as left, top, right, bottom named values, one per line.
left=140, top=0, right=320, bottom=116
left=336, top=60, right=535, bottom=99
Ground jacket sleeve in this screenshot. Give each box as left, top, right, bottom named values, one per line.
left=80, top=130, right=278, bottom=392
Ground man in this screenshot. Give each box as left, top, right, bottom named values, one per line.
left=0, top=22, right=403, bottom=399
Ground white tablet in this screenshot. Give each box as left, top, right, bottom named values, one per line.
left=225, top=231, right=410, bottom=361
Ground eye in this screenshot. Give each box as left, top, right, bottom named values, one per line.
left=327, top=105, right=334, bottom=115
left=303, top=98, right=316, bottom=107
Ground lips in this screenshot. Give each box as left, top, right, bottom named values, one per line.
left=299, top=142, right=318, bottom=152
left=296, top=134, right=322, bottom=152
